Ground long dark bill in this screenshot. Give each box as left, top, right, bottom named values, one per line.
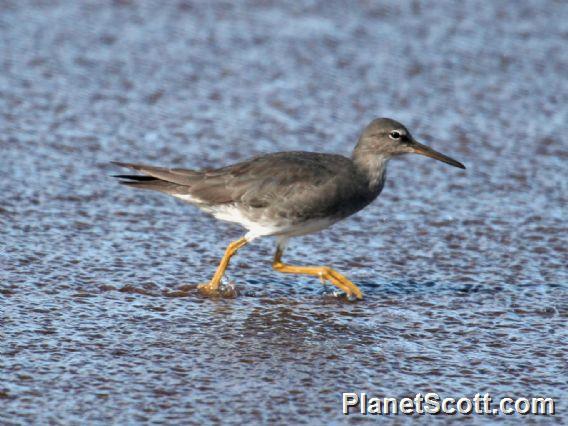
left=411, top=140, right=466, bottom=169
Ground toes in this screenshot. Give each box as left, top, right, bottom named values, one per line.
left=322, top=273, right=364, bottom=301
left=197, top=283, right=219, bottom=296
left=352, top=289, right=364, bottom=300
left=197, top=282, right=238, bottom=298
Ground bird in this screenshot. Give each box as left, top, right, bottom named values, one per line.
left=113, top=118, right=465, bottom=300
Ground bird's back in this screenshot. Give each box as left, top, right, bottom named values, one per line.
left=115, top=151, right=381, bottom=226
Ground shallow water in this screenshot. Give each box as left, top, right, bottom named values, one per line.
left=1, top=0, right=567, bottom=424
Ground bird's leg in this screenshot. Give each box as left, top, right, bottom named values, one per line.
left=198, top=236, right=249, bottom=296
left=272, top=245, right=363, bottom=300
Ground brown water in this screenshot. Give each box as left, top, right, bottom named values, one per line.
left=1, top=1, right=567, bottom=424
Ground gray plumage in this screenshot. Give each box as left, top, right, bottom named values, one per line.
left=114, top=152, right=380, bottom=221
left=113, top=118, right=464, bottom=239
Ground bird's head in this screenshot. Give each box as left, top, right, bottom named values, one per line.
left=354, top=118, right=465, bottom=169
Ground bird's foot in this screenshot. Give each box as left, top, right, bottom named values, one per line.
left=329, top=288, right=363, bottom=302
left=320, top=269, right=363, bottom=301
left=197, top=278, right=238, bottom=298
left=323, top=286, right=361, bottom=302
left=344, top=291, right=361, bottom=302
left=197, top=282, right=218, bottom=296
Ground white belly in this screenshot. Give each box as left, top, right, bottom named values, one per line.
left=173, top=194, right=340, bottom=240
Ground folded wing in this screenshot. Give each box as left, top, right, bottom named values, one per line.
left=112, top=153, right=365, bottom=219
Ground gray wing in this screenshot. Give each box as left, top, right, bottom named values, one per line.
left=113, top=153, right=370, bottom=219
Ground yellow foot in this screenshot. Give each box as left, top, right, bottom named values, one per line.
left=323, top=269, right=364, bottom=301
left=197, top=282, right=238, bottom=298
left=332, top=287, right=364, bottom=302
left=271, top=246, right=363, bottom=301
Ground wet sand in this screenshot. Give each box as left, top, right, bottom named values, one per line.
left=1, top=0, right=567, bottom=424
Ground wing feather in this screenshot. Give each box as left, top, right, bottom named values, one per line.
left=112, top=153, right=368, bottom=219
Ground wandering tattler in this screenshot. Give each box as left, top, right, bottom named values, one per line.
left=113, top=118, right=465, bottom=300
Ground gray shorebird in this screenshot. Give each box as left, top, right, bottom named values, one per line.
left=113, top=118, right=465, bottom=300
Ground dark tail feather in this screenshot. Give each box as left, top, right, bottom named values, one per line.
left=113, top=174, right=161, bottom=189
left=113, top=175, right=159, bottom=181
left=113, top=174, right=189, bottom=194
left=111, top=161, right=200, bottom=185
left=111, top=162, right=197, bottom=195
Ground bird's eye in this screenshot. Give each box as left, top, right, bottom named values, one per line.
left=389, top=130, right=402, bottom=140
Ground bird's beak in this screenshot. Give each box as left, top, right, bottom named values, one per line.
left=409, top=139, right=466, bottom=169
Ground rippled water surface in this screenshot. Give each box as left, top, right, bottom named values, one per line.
left=1, top=0, right=567, bottom=424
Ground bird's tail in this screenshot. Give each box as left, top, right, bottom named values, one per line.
left=113, top=174, right=173, bottom=191
left=111, top=161, right=197, bottom=195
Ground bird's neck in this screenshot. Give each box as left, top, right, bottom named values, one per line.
left=352, top=151, right=389, bottom=194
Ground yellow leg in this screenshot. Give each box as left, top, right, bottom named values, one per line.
left=272, top=245, right=363, bottom=300
left=198, top=237, right=248, bottom=296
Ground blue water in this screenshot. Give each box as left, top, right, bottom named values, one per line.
left=1, top=1, right=566, bottom=424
